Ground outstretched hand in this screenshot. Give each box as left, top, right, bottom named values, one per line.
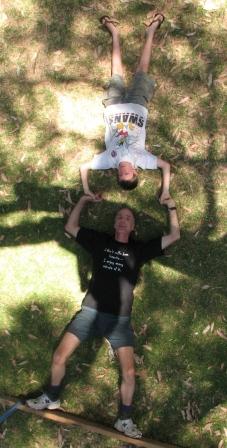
left=161, top=196, right=176, bottom=209
left=159, top=191, right=171, bottom=205
left=81, top=193, right=103, bottom=203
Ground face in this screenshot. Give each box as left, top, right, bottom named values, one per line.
left=118, top=162, right=136, bottom=181
left=114, top=208, right=135, bottom=234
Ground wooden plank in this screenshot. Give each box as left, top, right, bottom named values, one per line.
left=0, top=397, right=179, bottom=448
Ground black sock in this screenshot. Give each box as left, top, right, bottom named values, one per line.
left=45, top=384, right=61, bottom=401
left=119, top=404, right=132, bottom=420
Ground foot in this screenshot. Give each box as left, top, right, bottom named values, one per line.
left=114, top=418, right=142, bottom=439
left=145, top=12, right=165, bottom=34
left=26, top=393, right=61, bottom=410
left=99, top=15, right=119, bottom=35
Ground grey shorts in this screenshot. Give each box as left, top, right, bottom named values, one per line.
left=67, top=306, right=134, bottom=350
left=102, top=71, right=155, bottom=108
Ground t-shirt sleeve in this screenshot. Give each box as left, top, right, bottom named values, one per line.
left=75, top=227, right=102, bottom=254
left=91, top=151, right=114, bottom=170
left=138, top=236, right=164, bottom=263
left=136, top=152, right=157, bottom=170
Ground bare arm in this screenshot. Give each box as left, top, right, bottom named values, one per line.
left=157, top=158, right=171, bottom=204
left=64, top=195, right=95, bottom=238
left=80, top=161, right=96, bottom=199
left=161, top=197, right=180, bottom=250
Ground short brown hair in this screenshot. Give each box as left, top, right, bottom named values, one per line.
left=118, top=174, right=138, bottom=190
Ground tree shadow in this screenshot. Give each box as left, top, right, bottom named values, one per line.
left=1, top=2, right=226, bottom=446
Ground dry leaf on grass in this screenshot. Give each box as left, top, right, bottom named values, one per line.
left=157, top=370, right=162, bottom=382
left=177, top=96, right=190, bottom=105
left=203, top=324, right=211, bottom=334
left=203, top=422, right=212, bottom=434
left=65, top=191, right=74, bottom=205
left=207, top=72, right=213, bottom=87
left=216, top=329, right=227, bottom=340
left=28, top=333, right=38, bottom=340
left=0, top=429, right=7, bottom=440
left=186, top=32, right=196, bottom=37
left=1, top=173, right=8, bottom=182
left=181, top=401, right=200, bottom=421
left=18, top=360, right=28, bottom=366
left=134, top=354, right=144, bottom=365
left=143, top=344, right=152, bottom=352
left=57, top=427, right=65, bottom=448
left=201, top=284, right=210, bottom=290
left=139, top=323, right=148, bottom=335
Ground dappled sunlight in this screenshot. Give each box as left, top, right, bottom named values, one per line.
left=153, top=263, right=191, bottom=282
left=56, top=90, right=104, bottom=138
left=0, top=241, right=83, bottom=303
left=1, top=211, right=59, bottom=226
left=0, top=0, right=226, bottom=446
left=169, top=40, right=199, bottom=66
left=199, top=0, right=226, bottom=10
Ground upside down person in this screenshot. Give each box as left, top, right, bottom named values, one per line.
left=80, top=13, right=170, bottom=203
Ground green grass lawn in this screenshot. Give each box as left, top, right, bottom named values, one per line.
left=0, top=0, right=227, bottom=447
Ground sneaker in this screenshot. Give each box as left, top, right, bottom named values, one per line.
left=26, top=393, right=61, bottom=410
left=114, top=418, right=142, bottom=439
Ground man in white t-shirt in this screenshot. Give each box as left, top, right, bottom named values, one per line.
left=80, top=13, right=171, bottom=203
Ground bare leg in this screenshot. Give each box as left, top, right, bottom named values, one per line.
left=51, top=332, right=81, bottom=385
left=117, top=346, right=135, bottom=405
left=136, top=14, right=164, bottom=74
left=102, top=18, right=123, bottom=77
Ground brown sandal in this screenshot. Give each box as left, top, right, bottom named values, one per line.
left=99, top=15, right=119, bottom=27
left=145, top=12, right=165, bottom=29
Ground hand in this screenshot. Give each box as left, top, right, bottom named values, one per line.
left=159, top=191, right=171, bottom=205
left=81, top=193, right=103, bottom=203
left=83, top=189, right=98, bottom=200
left=161, top=196, right=176, bottom=209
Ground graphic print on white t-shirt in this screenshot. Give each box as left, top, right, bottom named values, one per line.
left=91, top=102, right=157, bottom=170
left=104, top=103, right=148, bottom=154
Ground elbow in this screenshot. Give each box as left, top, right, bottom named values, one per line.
left=64, top=223, right=72, bottom=235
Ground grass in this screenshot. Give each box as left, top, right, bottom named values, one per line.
left=0, top=0, right=227, bottom=447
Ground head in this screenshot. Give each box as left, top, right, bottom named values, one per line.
left=118, top=162, right=138, bottom=190
left=114, top=207, right=135, bottom=239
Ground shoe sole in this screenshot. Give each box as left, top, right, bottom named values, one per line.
left=26, top=401, right=60, bottom=411
left=114, top=424, right=142, bottom=439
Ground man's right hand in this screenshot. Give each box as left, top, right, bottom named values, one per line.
left=82, top=192, right=103, bottom=202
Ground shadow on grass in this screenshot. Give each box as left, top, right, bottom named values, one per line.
left=0, top=185, right=226, bottom=445
left=0, top=294, right=121, bottom=446
left=0, top=2, right=226, bottom=446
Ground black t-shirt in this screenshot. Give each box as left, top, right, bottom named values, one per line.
left=76, top=227, right=164, bottom=316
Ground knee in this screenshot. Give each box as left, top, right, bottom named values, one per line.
left=52, top=349, right=68, bottom=366
left=123, top=367, right=135, bottom=384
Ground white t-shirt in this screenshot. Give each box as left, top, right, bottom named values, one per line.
left=91, top=103, right=157, bottom=170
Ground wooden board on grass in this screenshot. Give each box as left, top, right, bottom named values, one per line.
left=0, top=397, right=179, bottom=448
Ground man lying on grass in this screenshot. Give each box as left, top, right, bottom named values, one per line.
left=26, top=193, right=180, bottom=439
left=80, top=13, right=171, bottom=203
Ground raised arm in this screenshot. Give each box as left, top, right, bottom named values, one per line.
left=80, top=161, right=96, bottom=199
left=64, top=195, right=94, bottom=238
left=157, top=158, right=171, bottom=204
left=161, top=197, right=180, bottom=250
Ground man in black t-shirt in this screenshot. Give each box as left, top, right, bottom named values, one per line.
left=27, top=195, right=180, bottom=439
